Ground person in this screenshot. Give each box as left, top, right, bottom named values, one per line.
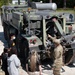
left=48, top=34, right=63, bottom=75
left=1, top=48, right=9, bottom=75
left=69, top=14, right=73, bottom=22
left=7, top=47, right=21, bottom=75
left=9, top=33, right=16, bottom=48
left=26, top=50, right=42, bottom=75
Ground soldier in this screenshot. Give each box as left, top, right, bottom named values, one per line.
left=48, top=34, right=63, bottom=75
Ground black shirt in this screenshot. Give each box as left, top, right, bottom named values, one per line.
left=1, top=53, right=8, bottom=71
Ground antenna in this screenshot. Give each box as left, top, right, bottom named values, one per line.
left=18, top=0, right=20, bottom=5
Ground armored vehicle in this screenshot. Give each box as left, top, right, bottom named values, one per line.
left=1, top=0, right=75, bottom=65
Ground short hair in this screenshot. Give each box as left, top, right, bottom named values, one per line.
left=10, top=33, right=15, bottom=36
left=4, top=48, right=8, bottom=53
left=10, top=47, right=17, bottom=55
left=10, top=33, right=15, bottom=39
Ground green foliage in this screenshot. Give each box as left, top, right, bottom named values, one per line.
left=0, top=0, right=4, bottom=7
left=67, top=0, right=75, bottom=8
left=0, top=0, right=12, bottom=7
left=31, top=0, right=75, bottom=8
left=0, top=0, right=75, bottom=8
left=53, top=0, right=75, bottom=8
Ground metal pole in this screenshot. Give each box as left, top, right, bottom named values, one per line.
left=18, top=0, right=20, bottom=5
left=50, top=0, right=52, bottom=3
left=8, top=0, right=9, bottom=5
left=28, top=12, right=31, bottom=35
left=64, top=0, right=66, bottom=8
left=43, top=17, right=46, bottom=47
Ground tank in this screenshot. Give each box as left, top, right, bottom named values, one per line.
left=1, top=0, right=75, bottom=65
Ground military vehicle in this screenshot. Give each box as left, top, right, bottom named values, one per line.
left=1, top=0, right=75, bottom=65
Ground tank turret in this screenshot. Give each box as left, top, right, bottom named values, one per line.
left=1, top=0, right=75, bottom=65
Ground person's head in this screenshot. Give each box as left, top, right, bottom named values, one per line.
left=4, top=48, right=8, bottom=53
left=30, top=50, right=38, bottom=57
left=10, top=47, right=17, bottom=55
left=10, top=33, right=16, bottom=40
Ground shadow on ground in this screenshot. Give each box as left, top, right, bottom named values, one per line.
left=0, top=32, right=8, bottom=47
left=41, top=58, right=53, bottom=70
left=68, top=64, right=75, bottom=67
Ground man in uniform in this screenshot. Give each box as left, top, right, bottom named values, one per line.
left=48, top=34, right=63, bottom=75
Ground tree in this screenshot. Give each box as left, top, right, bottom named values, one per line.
left=50, top=0, right=52, bottom=3
left=64, top=0, right=66, bottom=8
left=0, top=0, right=75, bottom=8
left=0, top=0, right=12, bottom=7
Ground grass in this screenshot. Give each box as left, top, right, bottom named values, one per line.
left=57, top=8, right=75, bottom=14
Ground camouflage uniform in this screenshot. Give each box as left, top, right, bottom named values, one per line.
left=48, top=34, right=63, bottom=75
left=53, top=44, right=63, bottom=75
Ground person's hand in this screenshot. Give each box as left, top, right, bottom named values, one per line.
left=39, top=70, right=42, bottom=75
left=27, top=71, right=29, bottom=75
left=51, top=67, right=54, bottom=70
left=48, top=34, right=51, bottom=38
left=39, top=72, right=41, bottom=75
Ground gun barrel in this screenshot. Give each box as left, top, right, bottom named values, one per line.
left=32, top=3, right=57, bottom=10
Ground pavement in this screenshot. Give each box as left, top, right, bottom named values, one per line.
left=0, top=17, right=75, bottom=75
left=61, top=65, right=75, bottom=75
left=0, top=17, right=4, bottom=55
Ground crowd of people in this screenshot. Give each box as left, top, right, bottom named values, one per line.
left=0, top=48, right=42, bottom=75
left=0, top=33, right=65, bottom=75
left=0, top=47, right=21, bottom=75
left=0, top=33, right=42, bottom=75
